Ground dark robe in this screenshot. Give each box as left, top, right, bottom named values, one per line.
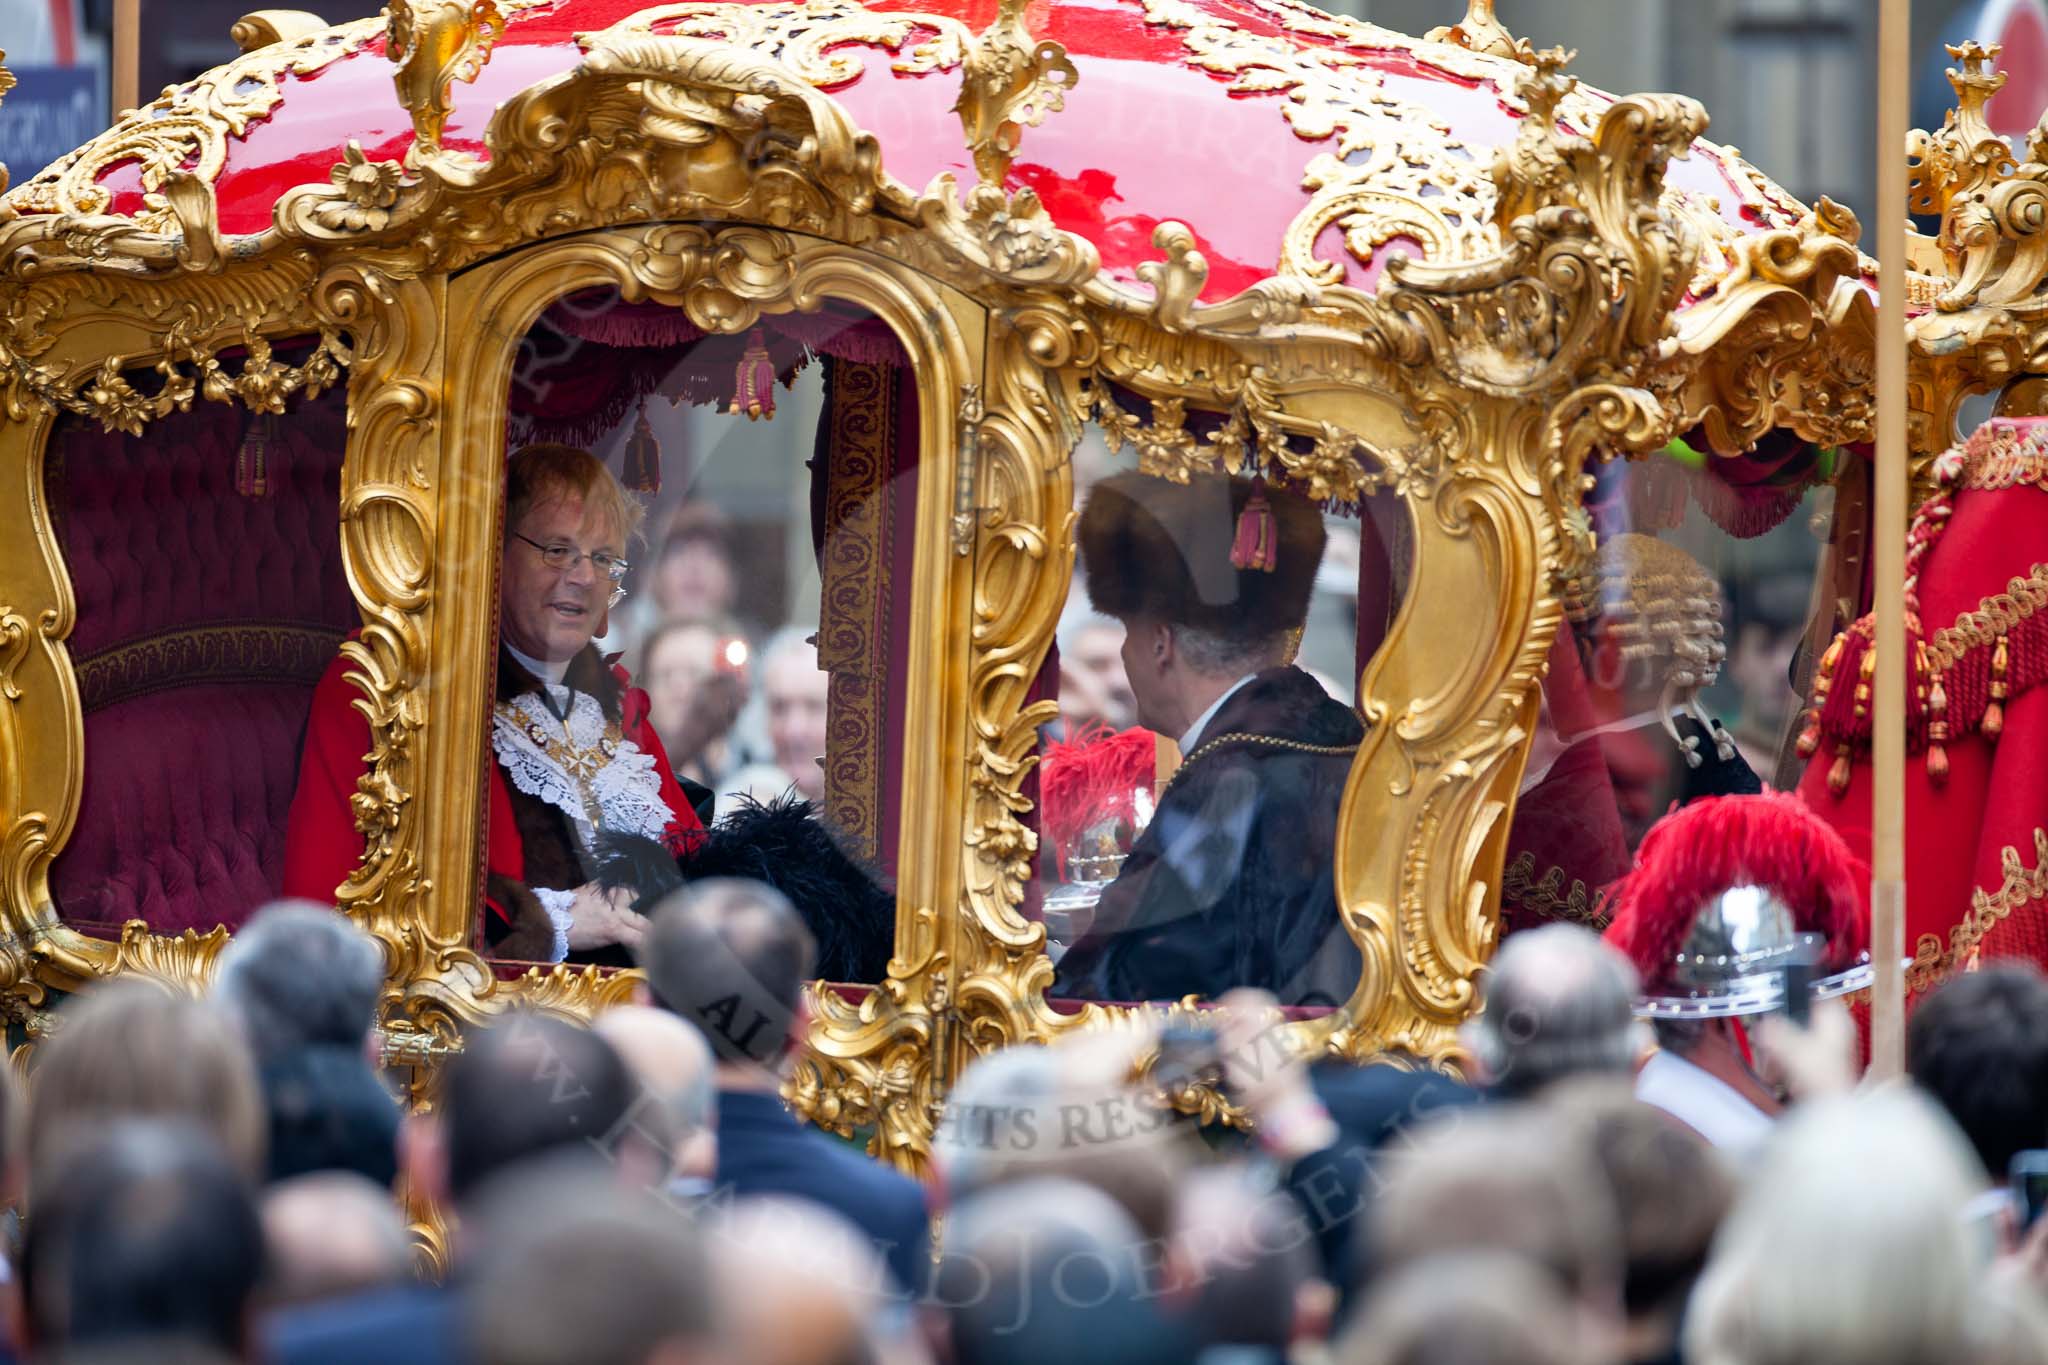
left=1050, top=666, right=1365, bottom=1006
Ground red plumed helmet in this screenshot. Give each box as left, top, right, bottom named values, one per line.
left=1602, top=790, right=1870, bottom=1006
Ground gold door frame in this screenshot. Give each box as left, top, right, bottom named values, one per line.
left=349, top=228, right=988, bottom=1057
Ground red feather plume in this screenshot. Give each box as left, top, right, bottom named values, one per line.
left=1039, top=723, right=1161, bottom=880
left=1600, top=790, right=1869, bottom=993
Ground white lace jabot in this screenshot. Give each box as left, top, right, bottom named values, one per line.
left=491, top=690, right=675, bottom=852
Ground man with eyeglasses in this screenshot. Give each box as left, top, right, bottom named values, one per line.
left=284, top=443, right=706, bottom=963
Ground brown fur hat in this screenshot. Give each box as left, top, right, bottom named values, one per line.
left=1079, top=472, right=1326, bottom=642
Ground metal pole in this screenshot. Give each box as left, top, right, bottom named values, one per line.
left=113, top=0, right=140, bottom=115
left=1869, top=0, right=1911, bottom=1082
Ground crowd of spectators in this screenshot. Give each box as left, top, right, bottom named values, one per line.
left=8, top=889, right=2048, bottom=1364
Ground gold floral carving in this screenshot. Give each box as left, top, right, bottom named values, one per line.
left=385, top=0, right=510, bottom=159
left=1423, top=0, right=1526, bottom=59
left=583, top=0, right=970, bottom=86
left=954, top=0, right=1077, bottom=189
left=1905, top=43, right=2048, bottom=466
left=7, top=19, right=383, bottom=229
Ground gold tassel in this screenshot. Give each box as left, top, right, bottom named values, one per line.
left=1986, top=634, right=2009, bottom=741
left=1796, top=634, right=1846, bottom=759
left=1927, top=675, right=1949, bottom=786
left=1829, top=743, right=1853, bottom=797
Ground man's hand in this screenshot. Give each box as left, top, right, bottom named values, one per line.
left=565, top=882, right=649, bottom=952
left=1751, top=998, right=1858, bottom=1101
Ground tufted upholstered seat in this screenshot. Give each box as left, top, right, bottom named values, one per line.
left=47, top=380, right=358, bottom=937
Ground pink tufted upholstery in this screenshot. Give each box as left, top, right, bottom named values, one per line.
left=47, top=382, right=359, bottom=936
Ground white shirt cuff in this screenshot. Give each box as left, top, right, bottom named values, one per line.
left=534, top=886, right=577, bottom=963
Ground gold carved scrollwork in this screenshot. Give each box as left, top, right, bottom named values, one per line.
left=7, top=20, right=383, bottom=229
left=386, top=0, right=509, bottom=160
left=1903, top=43, right=2048, bottom=463
left=954, top=0, right=1077, bottom=190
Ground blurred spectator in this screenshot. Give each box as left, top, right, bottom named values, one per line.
left=1363, top=1107, right=1623, bottom=1343
left=1686, top=1089, right=1989, bottom=1365
left=640, top=878, right=930, bottom=1291
left=1696, top=1087, right=1987, bottom=1358
left=23, top=1120, right=264, bottom=1362
left=1635, top=1014, right=1779, bottom=1160
left=592, top=1004, right=719, bottom=1191
left=1168, top=1166, right=1328, bottom=1363
left=1725, top=571, right=1812, bottom=779
left=1464, top=925, right=1642, bottom=1100
left=465, top=1169, right=716, bottom=1365
left=213, top=902, right=400, bottom=1187
left=1553, top=1081, right=1734, bottom=1365
left=259, top=1173, right=412, bottom=1311
left=29, top=981, right=265, bottom=1191
left=760, top=627, right=830, bottom=802
left=266, top=1013, right=649, bottom=1365
left=712, top=1198, right=911, bottom=1365
left=1338, top=1252, right=1596, bottom=1365
left=935, top=1178, right=1191, bottom=1365
left=935, top=1038, right=1185, bottom=1244
left=639, top=618, right=747, bottom=793
left=1057, top=610, right=1136, bottom=733
left=651, top=504, right=740, bottom=626
left=1907, top=964, right=2048, bottom=1186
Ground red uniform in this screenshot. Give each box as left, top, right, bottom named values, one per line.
left=1796, top=418, right=2048, bottom=1001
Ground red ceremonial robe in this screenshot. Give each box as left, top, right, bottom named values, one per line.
left=1797, top=418, right=2048, bottom=1003
left=282, top=637, right=703, bottom=957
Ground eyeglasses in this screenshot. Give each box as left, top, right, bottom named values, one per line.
left=511, top=531, right=630, bottom=607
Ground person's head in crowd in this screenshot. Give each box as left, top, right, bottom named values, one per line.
left=1363, top=1108, right=1622, bottom=1338
left=1057, top=608, right=1137, bottom=732
left=1906, top=963, right=2048, bottom=1185
left=259, top=1172, right=412, bottom=1311
left=1550, top=1080, right=1733, bottom=1364
left=641, top=618, right=746, bottom=760
left=640, top=878, right=814, bottom=1087
left=23, top=1119, right=264, bottom=1360
left=933, top=1040, right=1183, bottom=1243
left=761, top=628, right=830, bottom=801
left=214, top=902, right=384, bottom=1064
left=1465, top=925, right=1641, bottom=1099
left=213, top=901, right=400, bottom=1185
left=466, top=1166, right=717, bottom=1365
left=405, top=1011, right=656, bottom=1216
left=30, top=980, right=266, bottom=1190
left=592, top=1004, right=719, bottom=1184
left=1169, top=1166, right=1328, bottom=1358
left=1726, top=571, right=1811, bottom=737
left=936, top=1178, right=1191, bottom=1365
left=1338, top=1252, right=1602, bottom=1365
left=501, top=442, right=644, bottom=667
left=1686, top=1089, right=1988, bottom=1365
left=713, top=1198, right=903, bottom=1365
left=652, top=504, right=739, bottom=624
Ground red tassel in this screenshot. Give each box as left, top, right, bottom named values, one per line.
left=1986, top=635, right=2009, bottom=741
left=730, top=330, right=776, bottom=421
left=234, top=412, right=281, bottom=499
left=622, top=402, right=661, bottom=494
left=1230, top=477, right=1278, bottom=573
